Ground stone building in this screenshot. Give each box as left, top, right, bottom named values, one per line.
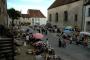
left=20, top=9, right=46, bottom=26
left=27, top=9, right=46, bottom=26
left=0, top=0, right=8, bottom=26
left=8, top=9, right=47, bottom=27
left=20, top=14, right=32, bottom=26
left=48, top=0, right=84, bottom=30
left=84, top=0, right=90, bottom=32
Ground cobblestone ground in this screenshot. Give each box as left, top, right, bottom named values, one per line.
left=14, top=29, right=90, bottom=60
left=15, top=45, right=35, bottom=60
left=46, top=32, right=90, bottom=60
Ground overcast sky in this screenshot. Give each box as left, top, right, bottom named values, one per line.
left=7, top=0, right=55, bottom=17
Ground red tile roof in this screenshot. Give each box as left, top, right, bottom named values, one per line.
left=48, top=0, right=80, bottom=10
left=28, top=9, right=46, bottom=18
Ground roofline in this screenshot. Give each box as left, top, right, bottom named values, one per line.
left=48, top=0, right=80, bottom=10
left=28, top=9, right=46, bottom=18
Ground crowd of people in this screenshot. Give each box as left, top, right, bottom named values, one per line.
left=31, top=25, right=89, bottom=60
left=13, top=25, right=89, bottom=60
left=58, top=28, right=88, bottom=48
left=33, top=25, right=89, bottom=48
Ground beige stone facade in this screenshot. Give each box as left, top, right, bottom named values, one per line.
left=84, top=4, right=90, bottom=32
left=48, top=0, right=83, bottom=30
left=19, top=17, right=46, bottom=26
left=0, top=0, right=8, bottom=26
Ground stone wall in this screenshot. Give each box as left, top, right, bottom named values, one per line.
left=48, top=0, right=83, bottom=29
left=0, top=0, right=8, bottom=27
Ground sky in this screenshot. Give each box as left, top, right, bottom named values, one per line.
left=7, top=0, right=55, bottom=17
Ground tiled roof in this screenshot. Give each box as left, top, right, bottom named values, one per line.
left=28, top=9, right=46, bottom=18
left=48, top=0, right=80, bottom=10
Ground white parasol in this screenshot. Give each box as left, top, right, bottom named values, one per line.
left=80, top=32, right=90, bottom=36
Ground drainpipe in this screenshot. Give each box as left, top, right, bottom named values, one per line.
left=81, top=0, right=85, bottom=31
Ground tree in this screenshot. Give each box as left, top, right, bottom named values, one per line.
left=7, top=8, right=21, bottom=26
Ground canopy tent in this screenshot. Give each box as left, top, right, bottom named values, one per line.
left=64, top=30, right=71, bottom=33
left=80, top=32, right=90, bottom=36
left=64, top=26, right=72, bottom=30
left=32, top=33, right=44, bottom=39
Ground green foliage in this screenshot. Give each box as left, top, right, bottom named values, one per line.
left=7, top=8, right=21, bottom=26
left=7, top=8, right=21, bottom=20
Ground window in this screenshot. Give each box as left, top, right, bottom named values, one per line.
left=2, top=0, right=5, bottom=4
left=32, top=18, right=34, bottom=24
left=55, top=13, right=58, bottom=22
left=64, top=11, right=68, bottom=21
left=0, top=8, right=1, bottom=15
left=85, top=0, right=90, bottom=3
left=88, top=8, right=90, bottom=16
left=74, top=14, right=78, bottom=22
left=49, top=14, right=52, bottom=22
left=87, top=22, right=90, bottom=25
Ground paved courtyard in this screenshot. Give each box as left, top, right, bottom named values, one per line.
left=15, top=45, right=35, bottom=60
left=15, top=29, right=90, bottom=60
left=47, top=32, right=90, bottom=60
